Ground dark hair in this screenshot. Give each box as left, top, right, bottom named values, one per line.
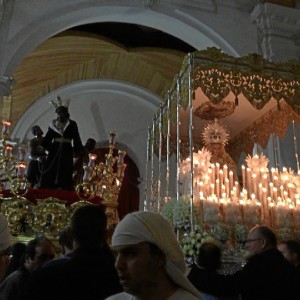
left=85, top=138, right=96, bottom=152
left=4, top=242, right=26, bottom=277
left=31, top=125, right=41, bottom=136
left=255, top=225, right=277, bottom=247
left=26, top=236, right=54, bottom=259
left=55, top=106, right=70, bottom=118
left=197, top=242, right=221, bottom=270
left=279, top=240, right=300, bottom=258
left=71, top=205, right=107, bottom=246
left=59, top=228, right=73, bottom=250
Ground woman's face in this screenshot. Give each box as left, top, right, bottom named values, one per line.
left=210, top=143, right=223, bottom=156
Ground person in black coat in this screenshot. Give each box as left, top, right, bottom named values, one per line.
left=21, top=205, right=122, bottom=300
left=40, top=99, right=83, bottom=190
left=188, top=225, right=299, bottom=300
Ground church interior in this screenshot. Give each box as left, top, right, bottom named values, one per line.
left=1, top=0, right=300, bottom=266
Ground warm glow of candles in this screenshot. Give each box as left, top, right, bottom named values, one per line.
left=2, top=120, right=11, bottom=135
left=17, top=163, right=26, bottom=178
left=5, top=146, right=13, bottom=156
left=88, top=153, right=97, bottom=167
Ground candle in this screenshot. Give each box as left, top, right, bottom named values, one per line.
left=252, top=173, right=257, bottom=196
left=225, top=178, right=229, bottom=197
left=118, top=150, right=126, bottom=164
left=88, top=153, right=97, bottom=167
left=5, top=146, right=13, bottom=156
left=17, top=163, right=26, bottom=178
left=247, top=168, right=251, bottom=193
left=216, top=179, right=220, bottom=198
left=82, top=166, right=92, bottom=181
left=216, top=163, right=220, bottom=181
left=229, top=170, right=233, bottom=191
left=2, top=120, right=11, bottom=135
left=18, top=146, right=26, bottom=161
left=109, top=131, right=117, bottom=146
left=241, top=165, right=246, bottom=188
left=223, top=164, right=228, bottom=181
left=219, top=169, right=224, bottom=186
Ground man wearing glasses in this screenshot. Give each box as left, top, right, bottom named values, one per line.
left=188, top=225, right=299, bottom=300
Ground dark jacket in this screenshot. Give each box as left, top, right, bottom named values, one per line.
left=22, top=245, right=122, bottom=300
left=188, top=248, right=299, bottom=300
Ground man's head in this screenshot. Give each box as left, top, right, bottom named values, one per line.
left=111, top=211, right=201, bottom=298
left=278, top=240, right=300, bottom=267
left=197, top=242, right=221, bottom=271
left=245, top=225, right=277, bottom=256
left=24, top=236, right=56, bottom=272
left=71, top=204, right=107, bottom=248
left=85, top=138, right=96, bottom=152
left=55, top=106, right=70, bottom=123
left=31, top=125, right=43, bottom=137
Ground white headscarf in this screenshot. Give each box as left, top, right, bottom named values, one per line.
left=0, top=213, right=11, bottom=252
left=112, top=211, right=203, bottom=299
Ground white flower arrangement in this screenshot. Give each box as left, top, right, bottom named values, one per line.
left=161, top=198, right=177, bottom=227
left=181, top=225, right=218, bottom=258
left=173, top=198, right=191, bottom=230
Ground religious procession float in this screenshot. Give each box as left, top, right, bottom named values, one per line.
left=145, top=47, right=300, bottom=270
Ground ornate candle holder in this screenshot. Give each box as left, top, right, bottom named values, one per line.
left=0, top=120, right=29, bottom=197
left=76, top=131, right=126, bottom=228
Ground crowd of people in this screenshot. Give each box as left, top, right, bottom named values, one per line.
left=26, top=96, right=96, bottom=190
left=1, top=204, right=300, bottom=300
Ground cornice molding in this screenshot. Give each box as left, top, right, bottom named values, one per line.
left=251, top=3, right=300, bottom=38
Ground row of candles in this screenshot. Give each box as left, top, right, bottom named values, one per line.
left=181, top=160, right=300, bottom=235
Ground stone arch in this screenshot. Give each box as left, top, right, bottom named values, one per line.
left=4, top=3, right=238, bottom=74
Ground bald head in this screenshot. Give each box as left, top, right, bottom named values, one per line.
left=245, top=225, right=277, bottom=256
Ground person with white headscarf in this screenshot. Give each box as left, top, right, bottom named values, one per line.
left=106, top=211, right=203, bottom=300
left=0, top=213, right=12, bottom=283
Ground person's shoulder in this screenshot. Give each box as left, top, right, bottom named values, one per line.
left=168, top=288, right=204, bottom=300
left=105, top=292, right=135, bottom=300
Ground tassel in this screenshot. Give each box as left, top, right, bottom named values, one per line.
left=235, top=96, right=239, bottom=106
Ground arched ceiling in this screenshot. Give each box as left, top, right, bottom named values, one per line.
left=10, top=28, right=189, bottom=128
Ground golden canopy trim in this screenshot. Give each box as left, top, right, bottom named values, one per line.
left=178, top=47, right=300, bottom=113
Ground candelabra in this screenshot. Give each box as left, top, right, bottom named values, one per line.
left=0, top=120, right=29, bottom=197
left=76, top=131, right=126, bottom=228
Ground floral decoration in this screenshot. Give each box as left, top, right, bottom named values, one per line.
left=181, top=225, right=218, bottom=259
left=211, top=222, right=230, bottom=243
left=234, top=224, right=248, bottom=244
left=161, top=198, right=177, bottom=227
left=173, top=198, right=191, bottom=230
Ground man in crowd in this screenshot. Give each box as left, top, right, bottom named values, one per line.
left=0, top=236, right=56, bottom=299
left=0, top=213, right=12, bottom=283
left=106, top=211, right=203, bottom=300
left=278, top=239, right=300, bottom=272
left=22, top=204, right=122, bottom=300
left=188, top=225, right=299, bottom=300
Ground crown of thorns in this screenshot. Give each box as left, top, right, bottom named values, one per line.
left=49, top=95, right=70, bottom=109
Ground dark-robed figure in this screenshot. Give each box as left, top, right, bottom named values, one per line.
left=40, top=97, right=83, bottom=190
